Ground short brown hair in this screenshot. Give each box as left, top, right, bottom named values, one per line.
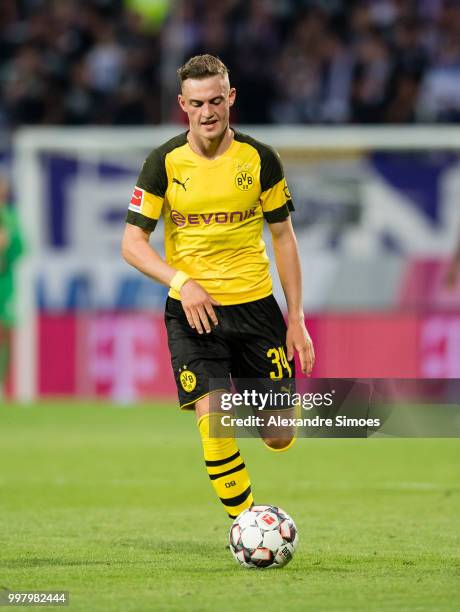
left=177, top=54, right=229, bottom=86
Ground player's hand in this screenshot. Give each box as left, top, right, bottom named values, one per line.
left=286, top=318, right=315, bottom=376
left=180, top=279, right=220, bottom=334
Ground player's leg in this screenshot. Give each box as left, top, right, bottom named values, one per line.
left=195, top=395, right=253, bottom=519
left=0, top=322, right=11, bottom=395
left=165, top=296, right=253, bottom=518
left=231, top=295, right=296, bottom=451
left=0, top=294, right=15, bottom=397
left=262, top=433, right=296, bottom=451
left=260, top=379, right=297, bottom=450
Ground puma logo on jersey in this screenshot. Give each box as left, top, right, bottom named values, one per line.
left=173, top=177, right=190, bottom=191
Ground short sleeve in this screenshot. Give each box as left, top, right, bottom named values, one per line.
left=126, top=149, right=167, bottom=232
left=259, top=147, right=294, bottom=224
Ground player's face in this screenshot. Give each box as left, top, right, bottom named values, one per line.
left=178, top=75, right=236, bottom=141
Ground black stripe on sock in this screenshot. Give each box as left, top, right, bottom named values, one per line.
left=220, top=486, right=252, bottom=508
left=228, top=513, right=238, bottom=519
left=208, top=462, right=246, bottom=481
left=205, top=450, right=240, bottom=467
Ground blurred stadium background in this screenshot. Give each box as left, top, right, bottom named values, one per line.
left=1, top=0, right=460, bottom=402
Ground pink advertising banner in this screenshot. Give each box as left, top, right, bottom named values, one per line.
left=36, top=311, right=460, bottom=400
left=39, top=313, right=176, bottom=401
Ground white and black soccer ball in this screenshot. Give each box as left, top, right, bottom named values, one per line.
left=229, top=505, right=299, bottom=569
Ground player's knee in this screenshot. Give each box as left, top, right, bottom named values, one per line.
left=263, top=436, right=294, bottom=451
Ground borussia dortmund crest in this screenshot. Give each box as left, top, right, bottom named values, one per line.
left=235, top=170, right=254, bottom=191
left=179, top=365, right=197, bottom=392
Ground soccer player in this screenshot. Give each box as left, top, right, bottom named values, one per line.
left=0, top=175, right=24, bottom=397
left=122, top=55, right=314, bottom=519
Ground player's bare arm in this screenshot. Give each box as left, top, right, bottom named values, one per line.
left=121, top=223, right=218, bottom=333
left=269, top=218, right=315, bottom=376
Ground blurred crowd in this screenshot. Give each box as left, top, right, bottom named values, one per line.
left=1, top=0, right=460, bottom=126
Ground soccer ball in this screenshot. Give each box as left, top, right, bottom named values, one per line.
left=229, top=505, right=299, bottom=569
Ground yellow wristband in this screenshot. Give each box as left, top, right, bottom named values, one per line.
left=170, top=270, right=190, bottom=294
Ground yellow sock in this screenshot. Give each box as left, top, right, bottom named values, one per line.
left=198, top=413, right=253, bottom=519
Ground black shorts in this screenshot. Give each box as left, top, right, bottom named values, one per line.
left=165, top=294, right=295, bottom=410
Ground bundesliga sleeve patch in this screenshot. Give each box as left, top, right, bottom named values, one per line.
left=129, top=186, right=144, bottom=212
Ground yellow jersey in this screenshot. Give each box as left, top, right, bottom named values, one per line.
left=126, top=129, right=294, bottom=305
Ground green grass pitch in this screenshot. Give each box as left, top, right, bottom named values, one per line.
left=0, top=402, right=459, bottom=611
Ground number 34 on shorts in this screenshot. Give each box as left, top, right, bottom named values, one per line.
left=267, top=346, right=292, bottom=379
